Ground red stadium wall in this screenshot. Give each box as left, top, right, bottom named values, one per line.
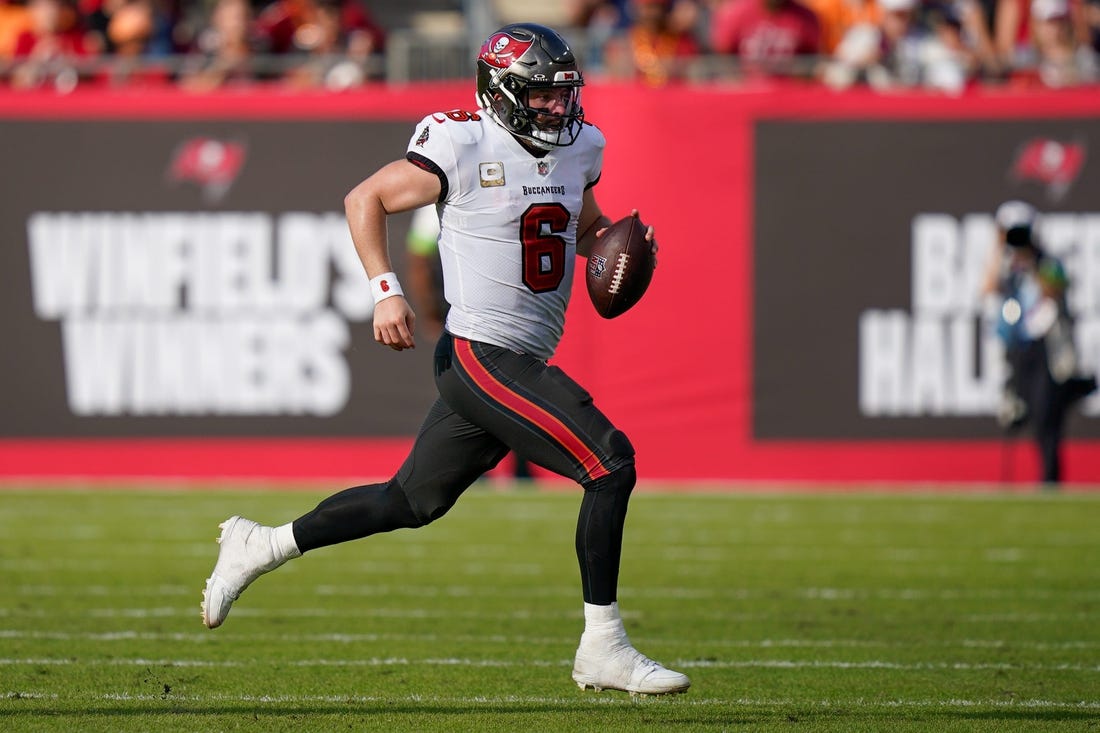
left=1, top=84, right=1098, bottom=484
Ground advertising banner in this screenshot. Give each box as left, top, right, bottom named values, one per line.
left=3, top=119, right=437, bottom=437
left=754, top=119, right=1100, bottom=440
left=1, top=86, right=1098, bottom=483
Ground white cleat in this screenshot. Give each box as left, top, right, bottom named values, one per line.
left=572, top=640, right=691, bottom=696
left=200, top=516, right=289, bottom=629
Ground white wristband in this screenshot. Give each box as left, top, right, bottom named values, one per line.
left=369, top=272, right=404, bottom=304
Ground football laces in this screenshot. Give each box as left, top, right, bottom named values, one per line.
left=608, top=253, right=630, bottom=295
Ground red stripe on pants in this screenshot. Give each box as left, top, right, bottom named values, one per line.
left=452, top=338, right=611, bottom=481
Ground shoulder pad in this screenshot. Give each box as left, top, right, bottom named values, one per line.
left=421, top=110, right=488, bottom=145
left=577, top=121, right=606, bottom=151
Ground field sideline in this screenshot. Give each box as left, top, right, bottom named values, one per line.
left=1, top=484, right=1098, bottom=732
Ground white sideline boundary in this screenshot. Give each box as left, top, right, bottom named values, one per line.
left=2, top=629, right=1099, bottom=650
left=5, top=690, right=1100, bottom=710
left=9, top=583, right=1100, bottom=602
left=4, top=605, right=1098, bottom=623
left=1, top=657, right=1098, bottom=672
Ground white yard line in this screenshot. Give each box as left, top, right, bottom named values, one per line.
left=678, top=659, right=1100, bottom=671
left=4, top=605, right=1098, bottom=623
left=1, top=657, right=1097, bottom=672
left=8, top=583, right=1100, bottom=601
left=4, top=690, right=1100, bottom=710
left=1, top=629, right=1098, bottom=650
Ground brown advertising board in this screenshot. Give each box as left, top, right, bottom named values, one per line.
left=1, top=87, right=1099, bottom=482
left=2, top=119, right=444, bottom=437
left=754, top=118, right=1100, bottom=440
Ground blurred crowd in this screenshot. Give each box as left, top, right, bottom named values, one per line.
left=584, top=0, right=1100, bottom=91
left=0, top=0, right=1098, bottom=92
left=0, top=0, right=386, bottom=90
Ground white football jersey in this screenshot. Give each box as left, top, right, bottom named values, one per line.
left=405, top=109, right=604, bottom=360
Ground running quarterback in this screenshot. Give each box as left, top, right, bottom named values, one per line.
left=201, top=21, right=689, bottom=697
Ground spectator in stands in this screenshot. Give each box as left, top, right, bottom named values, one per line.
left=254, top=0, right=383, bottom=59
left=99, top=0, right=172, bottom=84
left=823, top=0, right=974, bottom=91
left=710, top=0, right=822, bottom=79
left=950, top=0, right=1004, bottom=79
left=83, top=0, right=175, bottom=56
left=1029, top=0, right=1099, bottom=85
left=1088, top=0, right=1100, bottom=51
left=821, top=0, right=909, bottom=87
left=994, top=0, right=1035, bottom=70
left=871, top=0, right=933, bottom=85
left=178, top=0, right=255, bottom=90
left=0, top=0, right=32, bottom=60
left=990, top=0, right=1094, bottom=74
left=803, top=0, right=880, bottom=55
left=11, top=0, right=98, bottom=89
left=603, top=0, right=701, bottom=84
left=84, top=0, right=124, bottom=53
left=104, top=0, right=151, bottom=55
left=280, top=0, right=379, bottom=89
left=566, top=0, right=632, bottom=70
left=568, top=0, right=633, bottom=28
left=254, top=0, right=306, bottom=54
left=923, top=2, right=985, bottom=88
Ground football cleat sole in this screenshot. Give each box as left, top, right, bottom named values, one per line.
left=575, top=680, right=690, bottom=697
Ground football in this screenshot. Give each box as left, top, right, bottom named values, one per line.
left=585, top=214, right=655, bottom=319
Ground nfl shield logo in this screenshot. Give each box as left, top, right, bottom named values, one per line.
left=588, top=255, right=607, bottom=279
left=537, top=161, right=549, bottom=176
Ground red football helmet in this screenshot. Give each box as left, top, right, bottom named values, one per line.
left=476, top=23, right=585, bottom=150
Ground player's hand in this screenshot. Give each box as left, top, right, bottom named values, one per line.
left=630, top=209, right=658, bottom=268
left=595, top=210, right=658, bottom=251
left=592, top=210, right=657, bottom=267
left=374, top=296, right=416, bottom=351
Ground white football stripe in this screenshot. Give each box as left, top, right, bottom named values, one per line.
left=8, top=583, right=1100, bottom=601
left=1, top=657, right=1098, bottom=672
left=1, top=629, right=1097, bottom=650
left=6, top=690, right=1100, bottom=709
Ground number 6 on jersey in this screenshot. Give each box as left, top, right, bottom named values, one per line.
left=521, top=203, right=570, bottom=293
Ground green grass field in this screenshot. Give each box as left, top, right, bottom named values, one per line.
left=1, top=484, right=1098, bottom=732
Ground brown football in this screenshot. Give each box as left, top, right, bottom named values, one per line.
left=585, top=215, right=655, bottom=319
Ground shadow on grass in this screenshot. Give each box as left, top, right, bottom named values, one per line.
left=0, top=699, right=760, bottom=727
left=3, top=701, right=1098, bottom=727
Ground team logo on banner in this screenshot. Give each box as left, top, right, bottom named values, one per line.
left=1011, top=138, right=1086, bottom=201
left=169, top=137, right=247, bottom=202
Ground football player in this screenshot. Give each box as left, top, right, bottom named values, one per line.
left=200, top=22, right=687, bottom=697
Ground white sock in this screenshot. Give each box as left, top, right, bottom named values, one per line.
left=582, top=602, right=628, bottom=642
left=584, top=601, right=620, bottom=625
left=273, top=522, right=302, bottom=561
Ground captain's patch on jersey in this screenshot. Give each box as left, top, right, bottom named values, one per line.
left=479, top=162, right=505, bottom=187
